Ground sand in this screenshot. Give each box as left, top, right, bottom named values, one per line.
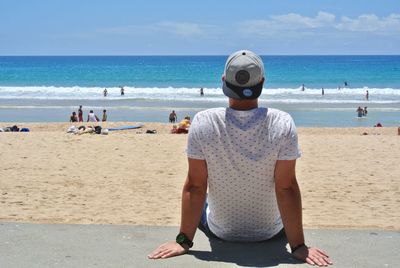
left=0, top=122, right=399, bottom=230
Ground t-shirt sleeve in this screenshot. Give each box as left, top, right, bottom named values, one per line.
left=186, top=114, right=205, bottom=160
left=277, top=116, right=301, bottom=160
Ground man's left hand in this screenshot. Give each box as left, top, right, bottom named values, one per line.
left=292, top=245, right=333, bottom=266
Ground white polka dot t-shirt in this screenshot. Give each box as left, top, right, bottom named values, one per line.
left=187, top=107, right=301, bottom=242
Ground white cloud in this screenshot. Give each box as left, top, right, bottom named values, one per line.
left=271, top=11, right=335, bottom=29
left=240, top=12, right=336, bottom=36
left=335, top=14, right=400, bottom=32
left=239, top=12, right=400, bottom=36
left=97, top=21, right=216, bottom=39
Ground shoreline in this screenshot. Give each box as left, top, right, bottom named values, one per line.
left=0, top=123, right=399, bottom=230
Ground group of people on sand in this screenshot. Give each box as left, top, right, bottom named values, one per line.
left=356, top=106, right=368, bottom=117
left=69, top=105, right=108, bottom=123
left=169, top=110, right=191, bottom=134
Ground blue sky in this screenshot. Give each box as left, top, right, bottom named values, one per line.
left=0, top=0, right=399, bottom=55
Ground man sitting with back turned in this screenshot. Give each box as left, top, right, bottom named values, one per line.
left=148, top=50, right=332, bottom=266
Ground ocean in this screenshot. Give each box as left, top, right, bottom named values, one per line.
left=0, top=55, right=399, bottom=127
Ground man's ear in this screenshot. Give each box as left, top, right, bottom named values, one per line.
left=222, top=75, right=225, bottom=82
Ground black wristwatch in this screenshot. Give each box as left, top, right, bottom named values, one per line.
left=176, top=232, right=193, bottom=248
left=291, top=243, right=306, bottom=253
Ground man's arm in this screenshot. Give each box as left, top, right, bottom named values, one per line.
left=148, top=158, right=208, bottom=259
left=275, top=159, right=332, bottom=266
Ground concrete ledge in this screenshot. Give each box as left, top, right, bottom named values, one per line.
left=0, top=222, right=399, bottom=267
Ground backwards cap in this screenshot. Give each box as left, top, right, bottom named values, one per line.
left=222, top=50, right=265, bottom=100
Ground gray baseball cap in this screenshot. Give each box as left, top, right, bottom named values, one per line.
left=222, top=50, right=265, bottom=100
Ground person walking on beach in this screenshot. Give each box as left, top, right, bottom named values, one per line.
left=87, top=110, right=99, bottom=122
left=148, top=50, right=332, bottom=267
left=78, top=105, right=83, bottom=122
left=169, top=110, right=177, bottom=123
left=104, top=88, right=108, bottom=97
left=102, top=109, right=108, bottom=122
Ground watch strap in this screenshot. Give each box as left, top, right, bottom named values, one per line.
left=176, top=232, right=193, bottom=248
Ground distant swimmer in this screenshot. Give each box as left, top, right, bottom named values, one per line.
left=120, top=86, right=125, bottom=96
left=356, top=106, right=363, bottom=117
left=200, top=87, right=204, bottom=96
left=301, top=84, right=305, bottom=91
left=104, top=88, right=108, bottom=97
left=366, top=90, right=369, bottom=101
left=322, top=88, right=324, bottom=96
left=344, top=81, right=348, bottom=87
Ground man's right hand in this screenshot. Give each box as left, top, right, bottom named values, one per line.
left=147, top=241, right=188, bottom=259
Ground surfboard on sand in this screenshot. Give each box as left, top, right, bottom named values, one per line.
left=108, top=123, right=144, bottom=131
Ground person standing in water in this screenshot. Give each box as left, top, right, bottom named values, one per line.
left=169, top=110, right=177, bottom=123
left=363, top=107, right=368, bottom=116
left=120, top=86, right=125, bottom=96
left=200, top=88, right=204, bottom=96
left=104, top=88, right=108, bottom=97
left=357, top=106, right=364, bottom=117
left=366, top=90, right=369, bottom=101
left=322, top=88, right=324, bottom=96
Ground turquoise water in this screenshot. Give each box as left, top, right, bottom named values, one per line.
left=1, top=56, right=400, bottom=88
left=0, top=56, right=399, bottom=126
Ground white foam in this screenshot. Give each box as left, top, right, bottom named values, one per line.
left=0, top=86, right=399, bottom=104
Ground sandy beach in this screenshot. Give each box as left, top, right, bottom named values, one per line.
left=0, top=122, right=399, bottom=230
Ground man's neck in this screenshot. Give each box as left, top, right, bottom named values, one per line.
left=229, top=98, right=259, bottom=111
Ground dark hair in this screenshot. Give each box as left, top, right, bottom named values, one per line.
left=90, top=110, right=94, bottom=113
left=103, top=109, right=106, bottom=112
left=72, top=112, right=76, bottom=115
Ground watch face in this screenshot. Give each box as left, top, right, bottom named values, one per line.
left=176, top=233, right=186, bottom=244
